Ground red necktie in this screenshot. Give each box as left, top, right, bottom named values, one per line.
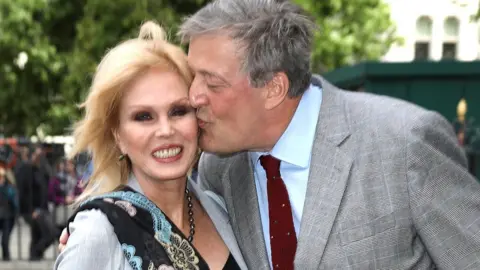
left=260, top=155, right=297, bottom=269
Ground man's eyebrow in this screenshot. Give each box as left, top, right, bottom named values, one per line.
left=198, top=70, right=231, bottom=86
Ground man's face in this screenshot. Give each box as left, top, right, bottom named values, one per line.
left=187, top=34, right=266, bottom=154
left=31, top=147, right=42, bottom=165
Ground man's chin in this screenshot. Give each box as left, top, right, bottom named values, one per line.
left=198, top=136, right=243, bottom=157
left=198, top=134, right=214, bottom=152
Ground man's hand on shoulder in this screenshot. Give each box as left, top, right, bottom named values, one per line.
left=58, top=228, right=69, bottom=253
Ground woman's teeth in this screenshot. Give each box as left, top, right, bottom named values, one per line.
left=153, top=147, right=182, bottom=158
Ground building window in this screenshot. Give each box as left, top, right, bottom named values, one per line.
left=415, top=16, right=433, bottom=60
left=442, top=17, right=459, bottom=60
left=415, top=42, right=430, bottom=60
left=442, top=42, right=457, bottom=59
left=416, top=16, right=433, bottom=36
left=478, top=26, right=480, bottom=59
left=444, top=17, right=460, bottom=36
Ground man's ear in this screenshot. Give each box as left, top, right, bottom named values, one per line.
left=264, top=72, right=289, bottom=110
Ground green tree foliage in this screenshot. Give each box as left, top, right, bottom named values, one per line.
left=0, top=0, right=207, bottom=136
left=56, top=0, right=206, bottom=135
left=0, top=0, right=396, bottom=136
left=0, top=0, right=64, bottom=136
left=294, top=0, right=399, bottom=72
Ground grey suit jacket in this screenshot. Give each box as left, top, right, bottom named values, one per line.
left=54, top=177, right=248, bottom=270
left=197, top=76, right=480, bottom=269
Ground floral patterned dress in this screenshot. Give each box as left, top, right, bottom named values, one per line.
left=68, top=186, right=229, bottom=270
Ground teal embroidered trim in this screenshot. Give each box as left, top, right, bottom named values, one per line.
left=121, top=243, right=143, bottom=270
left=84, top=191, right=172, bottom=244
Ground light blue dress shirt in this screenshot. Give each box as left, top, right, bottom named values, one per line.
left=249, top=84, right=322, bottom=268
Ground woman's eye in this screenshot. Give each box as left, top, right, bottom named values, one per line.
left=134, top=112, right=152, bottom=121
left=169, top=106, right=191, bottom=117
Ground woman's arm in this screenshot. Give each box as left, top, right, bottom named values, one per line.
left=54, top=209, right=131, bottom=270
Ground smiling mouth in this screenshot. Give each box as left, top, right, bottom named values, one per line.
left=152, top=147, right=182, bottom=159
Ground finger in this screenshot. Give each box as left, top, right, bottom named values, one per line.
left=59, top=228, right=69, bottom=244
left=58, top=243, right=66, bottom=253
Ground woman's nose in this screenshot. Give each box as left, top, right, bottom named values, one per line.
left=154, top=121, right=175, bottom=137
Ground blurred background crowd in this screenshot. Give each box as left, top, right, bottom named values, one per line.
left=0, top=142, right=90, bottom=265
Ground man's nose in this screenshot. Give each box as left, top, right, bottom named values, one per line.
left=189, top=79, right=208, bottom=108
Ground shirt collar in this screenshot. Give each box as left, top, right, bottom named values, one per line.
left=250, top=84, right=322, bottom=168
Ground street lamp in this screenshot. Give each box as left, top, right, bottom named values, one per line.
left=13, top=51, right=29, bottom=259
left=456, top=98, right=467, bottom=145
left=15, top=52, right=28, bottom=70
left=454, top=98, right=480, bottom=177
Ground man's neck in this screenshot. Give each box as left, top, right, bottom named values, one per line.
left=254, top=96, right=302, bottom=152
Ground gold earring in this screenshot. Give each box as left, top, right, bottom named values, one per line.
left=118, top=154, right=126, bottom=161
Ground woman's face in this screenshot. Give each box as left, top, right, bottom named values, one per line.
left=116, top=68, right=198, bottom=183
left=0, top=170, right=5, bottom=185
left=57, top=162, right=65, bottom=172
left=66, top=161, right=75, bottom=174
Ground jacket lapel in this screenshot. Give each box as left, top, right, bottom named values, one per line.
left=188, top=180, right=248, bottom=270
left=294, top=76, right=353, bottom=269
left=226, top=153, right=270, bottom=269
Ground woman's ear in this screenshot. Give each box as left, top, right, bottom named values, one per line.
left=112, top=129, right=126, bottom=154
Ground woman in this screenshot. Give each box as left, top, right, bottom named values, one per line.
left=0, top=167, right=17, bottom=261
left=54, top=21, right=246, bottom=270
left=49, top=159, right=83, bottom=205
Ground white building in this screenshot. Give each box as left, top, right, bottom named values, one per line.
left=383, top=0, right=480, bottom=62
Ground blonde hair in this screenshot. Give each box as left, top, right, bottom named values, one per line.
left=70, top=21, right=193, bottom=201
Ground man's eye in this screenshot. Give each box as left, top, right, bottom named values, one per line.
left=207, top=84, right=220, bottom=90
left=134, top=112, right=152, bottom=121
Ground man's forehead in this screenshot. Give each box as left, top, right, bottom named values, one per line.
left=187, top=36, right=242, bottom=78
left=188, top=34, right=239, bottom=59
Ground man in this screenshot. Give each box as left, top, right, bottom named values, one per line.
left=178, top=0, right=480, bottom=269
left=16, top=145, right=57, bottom=260
left=59, top=0, right=480, bottom=268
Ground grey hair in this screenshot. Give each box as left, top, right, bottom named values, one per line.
left=178, top=0, right=316, bottom=97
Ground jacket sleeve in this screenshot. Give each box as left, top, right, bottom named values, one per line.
left=407, top=110, right=480, bottom=269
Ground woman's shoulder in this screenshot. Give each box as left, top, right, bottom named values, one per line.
left=65, top=209, right=119, bottom=252
left=2, top=183, right=16, bottom=195
left=7, top=184, right=16, bottom=195
left=69, top=209, right=114, bottom=235
left=49, top=176, right=61, bottom=184
left=54, top=209, right=131, bottom=270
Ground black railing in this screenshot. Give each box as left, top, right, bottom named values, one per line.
left=10, top=204, right=72, bottom=261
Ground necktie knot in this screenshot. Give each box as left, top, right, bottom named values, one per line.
left=259, top=155, right=281, bottom=179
